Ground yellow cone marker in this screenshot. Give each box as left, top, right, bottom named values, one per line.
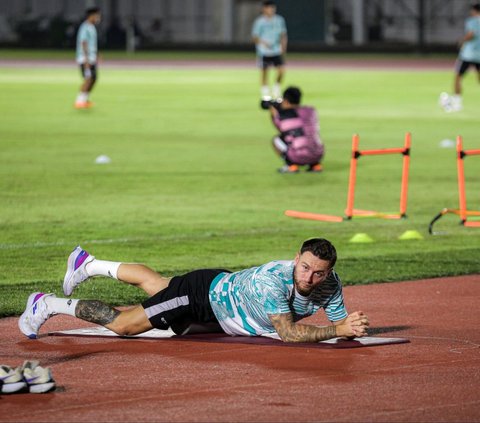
left=398, top=230, right=424, bottom=240
left=349, top=233, right=374, bottom=243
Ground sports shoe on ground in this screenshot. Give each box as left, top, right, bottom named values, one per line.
left=307, top=164, right=323, bottom=173
left=22, top=361, right=56, bottom=393
left=63, top=246, right=95, bottom=296
left=18, top=292, right=56, bottom=339
left=74, top=101, right=88, bottom=109
left=0, top=365, right=27, bottom=394
left=278, top=164, right=299, bottom=174
left=438, top=92, right=451, bottom=111
left=74, top=100, right=93, bottom=109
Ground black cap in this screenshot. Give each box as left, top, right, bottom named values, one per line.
left=263, top=1, right=276, bottom=7
left=472, top=3, right=480, bottom=12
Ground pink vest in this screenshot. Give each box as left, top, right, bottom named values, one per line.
left=272, top=106, right=324, bottom=165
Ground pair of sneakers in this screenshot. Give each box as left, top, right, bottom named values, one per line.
left=18, top=246, right=95, bottom=339
left=438, top=92, right=462, bottom=113
left=0, top=361, right=55, bottom=394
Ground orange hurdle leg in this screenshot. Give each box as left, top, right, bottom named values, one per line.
left=345, top=134, right=359, bottom=219
left=400, top=132, right=411, bottom=217
left=456, top=135, right=467, bottom=223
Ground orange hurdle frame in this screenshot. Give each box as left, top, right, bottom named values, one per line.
left=429, top=136, right=480, bottom=234
left=285, top=133, right=411, bottom=222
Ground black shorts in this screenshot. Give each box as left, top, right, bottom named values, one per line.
left=456, top=59, right=480, bottom=76
left=80, top=63, right=97, bottom=81
left=258, top=55, right=285, bottom=69
left=142, top=268, right=230, bottom=332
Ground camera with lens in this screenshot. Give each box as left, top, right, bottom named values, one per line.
left=260, top=98, right=283, bottom=110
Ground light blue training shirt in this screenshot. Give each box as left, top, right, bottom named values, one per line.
left=460, top=16, right=480, bottom=62
left=76, top=21, right=98, bottom=64
left=251, top=14, right=287, bottom=57
left=209, top=260, right=347, bottom=336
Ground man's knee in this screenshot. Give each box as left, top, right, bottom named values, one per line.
left=107, top=308, right=151, bottom=336
left=273, top=136, right=288, bottom=154
left=142, top=274, right=170, bottom=296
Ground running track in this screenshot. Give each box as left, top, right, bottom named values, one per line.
left=1, top=275, right=479, bottom=422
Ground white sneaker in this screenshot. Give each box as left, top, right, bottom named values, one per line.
left=22, top=360, right=56, bottom=393
left=18, top=292, right=56, bottom=339
left=438, top=92, right=451, bottom=110
left=0, top=365, right=27, bottom=393
left=450, top=95, right=463, bottom=112
left=63, top=246, right=95, bottom=296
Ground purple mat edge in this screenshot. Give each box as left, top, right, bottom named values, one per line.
left=48, top=331, right=410, bottom=349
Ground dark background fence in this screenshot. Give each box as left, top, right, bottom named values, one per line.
left=0, top=0, right=471, bottom=52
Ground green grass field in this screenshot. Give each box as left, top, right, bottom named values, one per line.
left=1, top=51, right=479, bottom=317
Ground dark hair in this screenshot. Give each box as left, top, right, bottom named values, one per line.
left=263, top=1, right=276, bottom=7
left=472, top=3, right=480, bottom=12
left=283, top=86, right=302, bottom=105
left=300, top=238, right=337, bottom=268
left=86, top=7, right=101, bottom=17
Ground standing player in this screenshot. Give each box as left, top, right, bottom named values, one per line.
left=18, top=238, right=369, bottom=343
left=270, top=86, right=324, bottom=173
left=75, top=7, right=101, bottom=109
left=252, top=0, right=288, bottom=108
left=440, top=3, right=480, bottom=112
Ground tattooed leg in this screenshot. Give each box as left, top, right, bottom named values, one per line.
left=75, top=301, right=153, bottom=336
left=75, top=300, right=120, bottom=325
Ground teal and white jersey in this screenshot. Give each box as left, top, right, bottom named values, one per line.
left=251, top=14, right=287, bottom=57
left=460, top=16, right=480, bottom=62
left=209, top=260, right=347, bottom=336
left=76, top=21, right=98, bottom=64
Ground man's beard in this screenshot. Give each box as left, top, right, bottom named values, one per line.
left=293, top=266, right=313, bottom=296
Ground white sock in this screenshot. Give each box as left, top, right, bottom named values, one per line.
left=261, top=85, right=270, bottom=99
left=451, top=94, right=462, bottom=108
left=76, top=92, right=88, bottom=103
left=45, top=296, right=78, bottom=317
left=85, top=259, right=121, bottom=279
left=272, top=83, right=281, bottom=99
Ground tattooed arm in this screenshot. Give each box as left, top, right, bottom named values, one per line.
left=269, top=311, right=369, bottom=343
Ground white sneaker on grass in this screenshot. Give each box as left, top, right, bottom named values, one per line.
left=18, top=292, right=56, bottom=339
left=0, top=365, right=27, bottom=394
left=63, top=245, right=95, bottom=296
left=22, top=360, right=56, bottom=393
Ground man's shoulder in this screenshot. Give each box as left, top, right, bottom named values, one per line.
left=310, top=270, right=342, bottom=300
left=258, top=260, right=294, bottom=272
left=254, top=15, right=266, bottom=24
left=466, top=16, right=480, bottom=29
left=255, top=260, right=294, bottom=280
left=298, top=105, right=317, bottom=114
left=79, top=21, right=94, bottom=33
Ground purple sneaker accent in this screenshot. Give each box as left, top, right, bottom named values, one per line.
left=31, top=293, right=45, bottom=316
left=74, top=250, right=89, bottom=270
left=63, top=246, right=95, bottom=296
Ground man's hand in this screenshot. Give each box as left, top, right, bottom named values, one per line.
left=336, top=311, right=369, bottom=338
left=269, top=103, right=279, bottom=118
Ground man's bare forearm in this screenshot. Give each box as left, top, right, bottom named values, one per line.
left=269, top=313, right=338, bottom=343
left=282, top=323, right=337, bottom=343
left=75, top=300, right=120, bottom=325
